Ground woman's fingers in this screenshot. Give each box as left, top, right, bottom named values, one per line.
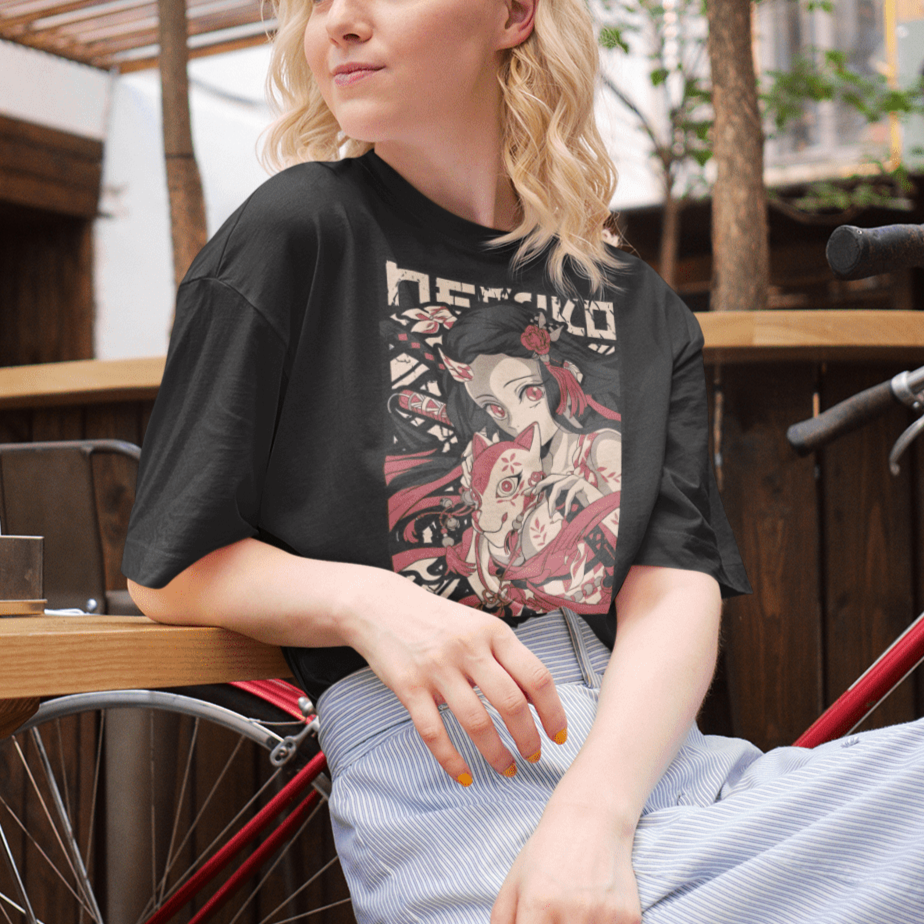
left=397, top=628, right=568, bottom=784
left=401, top=690, right=476, bottom=786
left=441, top=678, right=520, bottom=775
left=492, top=630, right=569, bottom=746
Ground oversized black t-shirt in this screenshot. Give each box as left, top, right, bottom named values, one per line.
left=123, top=151, right=751, bottom=701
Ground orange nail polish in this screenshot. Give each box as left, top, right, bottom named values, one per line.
left=502, top=762, right=517, bottom=778
left=553, top=728, right=568, bottom=745
left=527, top=750, right=542, bottom=763
left=456, top=772, right=473, bottom=787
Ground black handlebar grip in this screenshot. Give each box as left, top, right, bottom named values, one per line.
left=787, top=380, right=897, bottom=455
left=826, top=224, right=924, bottom=280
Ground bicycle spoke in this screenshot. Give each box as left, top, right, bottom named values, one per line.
left=0, top=890, right=19, bottom=924
left=12, top=738, right=83, bottom=889
left=268, top=896, right=354, bottom=924
left=145, top=762, right=287, bottom=920
left=30, top=729, right=104, bottom=923
left=83, top=711, right=105, bottom=890
left=0, top=816, right=40, bottom=924
left=6, top=739, right=101, bottom=921
left=156, top=714, right=199, bottom=911
left=142, top=733, right=260, bottom=918
left=230, top=799, right=327, bottom=924
left=0, top=795, right=94, bottom=914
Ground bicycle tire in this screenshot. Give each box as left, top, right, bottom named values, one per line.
left=0, top=684, right=353, bottom=924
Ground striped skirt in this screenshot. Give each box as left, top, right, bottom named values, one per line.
left=316, top=611, right=924, bottom=923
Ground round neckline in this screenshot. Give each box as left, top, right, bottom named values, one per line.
left=358, top=151, right=518, bottom=257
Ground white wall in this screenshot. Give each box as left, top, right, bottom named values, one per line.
left=0, top=40, right=110, bottom=139
left=94, top=46, right=274, bottom=360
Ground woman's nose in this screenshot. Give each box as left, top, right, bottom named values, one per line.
left=325, top=0, right=372, bottom=44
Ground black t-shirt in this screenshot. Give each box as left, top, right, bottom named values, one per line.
left=123, top=152, right=750, bottom=700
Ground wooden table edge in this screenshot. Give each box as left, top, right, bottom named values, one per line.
left=0, top=615, right=290, bottom=700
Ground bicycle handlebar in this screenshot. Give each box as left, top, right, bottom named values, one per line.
left=787, top=366, right=924, bottom=456
left=787, top=380, right=898, bottom=455
left=826, top=223, right=924, bottom=280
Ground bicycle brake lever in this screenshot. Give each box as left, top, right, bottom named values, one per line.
left=889, top=415, right=924, bottom=476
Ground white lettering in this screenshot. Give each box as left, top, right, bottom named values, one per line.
left=386, top=261, right=430, bottom=305
left=480, top=286, right=512, bottom=301
left=435, top=278, right=476, bottom=307
left=585, top=301, right=616, bottom=341
left=550, top=297, right=584, bottom=336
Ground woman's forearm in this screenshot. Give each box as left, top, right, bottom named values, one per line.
left=128, top=537, right=412, bottom=648
left=555, top=565, right=721, bottom=831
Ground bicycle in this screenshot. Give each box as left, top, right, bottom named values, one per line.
left=788, top=220, right=924, bottom=747
left=3, top=220, right=923, bottom=924
left=0, top=678, right=352, bottom=924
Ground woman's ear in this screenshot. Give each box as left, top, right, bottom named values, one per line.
left=499, top=0, right=536, bottom=50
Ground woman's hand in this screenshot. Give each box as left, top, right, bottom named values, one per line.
left=130, top=539, right=568, bottom=787
left=339, top=570, right=569, bottom=786
left=491, top=782, right=641, bottom=924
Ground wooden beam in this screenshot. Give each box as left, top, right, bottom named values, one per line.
left=2, top=311, right=924, bottom=412
left=699, top=310, right=924, bottom=363
left=0, top=115, right=102, bottom=218
left=0, top=616, right=289, bottom=699
left=116, top=28, right=272, bottom=72
left=0, top=357, right=164, bottom=410
left=157, top=0, right=208, bottom=291
left=75, top=4, right=266, bottom=55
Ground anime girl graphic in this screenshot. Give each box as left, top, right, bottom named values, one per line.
left=385, top=300, right=621, bottom=617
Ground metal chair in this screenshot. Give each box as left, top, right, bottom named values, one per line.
left=0, top=439, right=142, bottom=614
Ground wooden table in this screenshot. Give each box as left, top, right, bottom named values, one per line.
left=0, top=614, right=289, bottom=736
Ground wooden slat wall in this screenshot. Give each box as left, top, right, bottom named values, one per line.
left=0, top=115, right=103, bottom=219
left=0, top=214, right=95, bottom=366
left=0, top=116, right=103, bottom=368
left=1, top=361, right=923, bottom=752
left=716, top=362, right=924, bottom=750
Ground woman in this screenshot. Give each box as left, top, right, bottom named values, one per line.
left=124, top=1, right=924, bottom=922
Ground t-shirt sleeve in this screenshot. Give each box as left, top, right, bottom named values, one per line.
left=122, top=276, right=288, bottom=588
left=632, top=303, right=751, bottom=598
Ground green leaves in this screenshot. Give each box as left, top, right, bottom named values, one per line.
left=597, top=0, right=924, bottom=220
left=762, top=49, right=924, bottom=134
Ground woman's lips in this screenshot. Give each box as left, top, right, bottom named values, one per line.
left=332, top=65, right=383, bottom=88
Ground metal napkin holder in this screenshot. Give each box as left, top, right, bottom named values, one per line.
left=0, top=535, right=45, bottom=616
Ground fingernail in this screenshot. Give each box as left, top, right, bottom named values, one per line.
left=553, top=728, right=568, bottom=745
left=527, top=749, right=542, bottom=763
left=502, top=762, right=517, bottom=778
left=456, top=772, right=474, bottom=787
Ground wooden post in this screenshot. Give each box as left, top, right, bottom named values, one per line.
left=157, top=0, right=208, bottom=292
left=706, top=0, right=769, bottom=311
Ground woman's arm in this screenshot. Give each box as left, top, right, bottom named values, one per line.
left=492, top=564, right=721, bottom=924
left=128, top=537, right=568, bottom=784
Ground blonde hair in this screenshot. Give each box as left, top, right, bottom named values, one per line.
left=262, top=0, right=620, bottom=290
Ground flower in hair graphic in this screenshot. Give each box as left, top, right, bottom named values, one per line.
left=383, top=296, right=621, bottom=617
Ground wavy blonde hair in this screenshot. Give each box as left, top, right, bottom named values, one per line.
left=261, top=0, right=620, bottom=290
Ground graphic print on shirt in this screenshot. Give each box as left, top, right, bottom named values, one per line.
left=383, top=262, right=622, bottom=618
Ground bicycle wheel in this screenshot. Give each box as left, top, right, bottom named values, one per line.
left=0, top=684, right=353, bottom=924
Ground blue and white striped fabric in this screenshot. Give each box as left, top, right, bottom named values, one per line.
left=317, top=611, right=924, bottom=923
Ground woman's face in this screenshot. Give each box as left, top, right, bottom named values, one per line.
left=303, top=0, right=521, bottom=148
left=464, top=353, right=558, bottom=444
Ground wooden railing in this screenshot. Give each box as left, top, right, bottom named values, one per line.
left=3, top=310, right=924, bottom=751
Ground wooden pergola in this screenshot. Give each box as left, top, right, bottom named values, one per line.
left=0, top=0, right=276, bottom=287
left=0, top=0, right=272, bottom=72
